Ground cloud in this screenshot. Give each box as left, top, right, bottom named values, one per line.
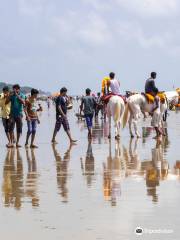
left=18, top=0, right=43, bottom=16
left=81, top=0, right=112, bottom=11
left=78, top=14, right=112, bottom=45
left=52, top=11, right=112, bottom=46
left=116, top=0, right=179, bottom=17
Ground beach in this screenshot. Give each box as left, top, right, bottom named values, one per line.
left=0, top=101, right=180, bottom=240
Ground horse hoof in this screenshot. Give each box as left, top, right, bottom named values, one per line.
left=108, top=135, right=111, bottom=139
left=131, top=135, right=134, bottom=138
left=136, top=135, right=141, bottom=138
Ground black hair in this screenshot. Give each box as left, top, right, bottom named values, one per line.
left=3, top=86, right=9, bottom=92
left=60, top=87, right=67, bottom=94
left=109, top=72, right=115, bottom=79
left=13, top=84, right=20, bottom=90
left=151, top=72, right=156, bottom=78
left=86, top=88, right=91, bottom=95
left=31, top=88, right=39, bottom=96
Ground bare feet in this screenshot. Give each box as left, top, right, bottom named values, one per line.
left=70, top=140, right=77, bottom=144
left=30, top=145, right=38, bottom=148
left=16, top=144, right=22, bottom=148
left=6, top=143, right=14, bottom=148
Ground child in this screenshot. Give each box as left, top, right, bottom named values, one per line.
left=80, top=88, right=96, bottom=139
left=25, top=89, right=40, bottom=148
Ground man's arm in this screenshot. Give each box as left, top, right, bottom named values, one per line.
left=17, top=94, right=25, bottom=105
left=5, top=95, right=11, bottom=105
left=58, top=105, right=66, bottom=117
left=23, top=101, right=30, bottom=121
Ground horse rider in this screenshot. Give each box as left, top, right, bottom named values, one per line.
left=107, top=72, right=121, bottom=95
left=101, top=76, right=110, bottom=96
left=145, top=72, right=159, bottom=96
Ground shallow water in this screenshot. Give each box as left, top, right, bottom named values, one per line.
left=0, top=101, right=180, bottom=240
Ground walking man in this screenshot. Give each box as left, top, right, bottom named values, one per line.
left=52, top=87, right=77, bottom=144
left=80, top=88, right=96, bottom=139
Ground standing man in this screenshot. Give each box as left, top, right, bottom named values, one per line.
left=0, top=86, right=11, bottom=147
left=51, top=87, right=77, bottom=144
left=24, top=88, right=40, bottom=148
left=80, top=88, right=96, bottom=139
left=6, top=84, right=26, bottom=148
left=145, top=72, right=159, bottom=95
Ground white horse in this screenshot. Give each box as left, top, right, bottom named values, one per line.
left=123, top=94, right=168, bottom=138
left=106, top=96, right=125, bottom=139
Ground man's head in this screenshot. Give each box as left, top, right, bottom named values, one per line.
left=86, top=88, right=91, bottom=95
left=97, top=92, right=101, bottom=97
left=60, top=87, right=67, bottom=96
left=13, top=84, right=21, bottom=94
left=109, top=72, right=115, bottom=79
left=151, top=72, right=157, bottom=79
left=3, top=86, right=9, bottom=96
left=31, top=88, right=39, bottom=98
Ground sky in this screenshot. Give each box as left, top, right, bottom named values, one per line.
left=0, top=0, right=180, bottom=94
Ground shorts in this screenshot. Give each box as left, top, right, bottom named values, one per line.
left=85, top=114, right=93, bottom=128
left=27, top=119, right=37, bottom=134
left=9, top=116, right=23, bottom=134
left=55, top=116, right=70, bottom=132
left=2, top=118, right=10, bottom=133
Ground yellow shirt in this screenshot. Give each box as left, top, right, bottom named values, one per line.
left=102, top=76, right=110, bottom=95
left=0, top=93, right=11, bottom=119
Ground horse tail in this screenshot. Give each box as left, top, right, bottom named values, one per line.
left=114, top=101, right=121, bottom=123
left=123, top=103, right=129, bottom=128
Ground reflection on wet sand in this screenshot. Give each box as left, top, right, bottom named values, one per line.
left=52, top=144, right=73, bottom=203
left=2, top=148, right=39, bottom=209
left=102, top=134, right=173, bottom=205
left=81, top=140, right=95, bottom=187
left=2, top=149, right=24, bottom=209
left=25, top=149, right=39, bottom=207
left=103, top=141, right=123, bottom=206
left=142, top=138, right=169, bottom=203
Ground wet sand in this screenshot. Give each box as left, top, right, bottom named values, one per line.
left=0, top=101, right=180, bottom=240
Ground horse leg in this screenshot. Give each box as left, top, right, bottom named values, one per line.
left=115, top=122, right=120, bottom=140
left=108, top=116, right=111, bottom=139
left=133, top=120, right=140, bottom=138
left=129, top=114, right=134, bottom=138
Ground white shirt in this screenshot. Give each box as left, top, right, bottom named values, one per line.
left=110, top=79, right=120, bottom=95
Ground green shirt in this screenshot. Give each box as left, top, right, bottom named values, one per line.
left=10, top=93, right=25, bottom=117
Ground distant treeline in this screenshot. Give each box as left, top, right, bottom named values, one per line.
left=0, top=82, right=50, bottom=95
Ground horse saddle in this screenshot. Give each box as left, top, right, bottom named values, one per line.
left=101, top=94, right=126, bottom=104
left=144, top=93, right=166, bottom=104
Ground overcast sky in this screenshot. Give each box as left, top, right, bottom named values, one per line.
left=0, top=0, right=180, bottom=94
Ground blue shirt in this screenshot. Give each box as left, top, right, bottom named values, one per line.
left=145, top=78, right=158, bottom=93
left=56, top=96, right=67, bottom=118
left=10, top=93, right=25, bottom=117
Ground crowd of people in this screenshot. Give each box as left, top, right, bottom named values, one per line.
left=0, top=71, right=168, bottom=148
